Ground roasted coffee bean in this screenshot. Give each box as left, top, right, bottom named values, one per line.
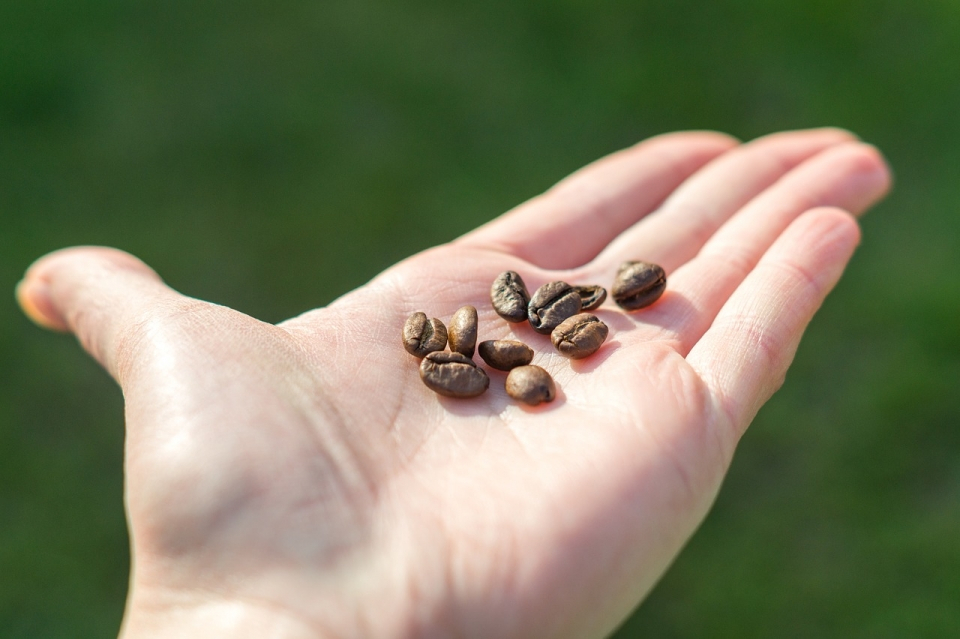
left=573, top=285, right=607, bottom=311
left=402, top=312, right=448, bottom=357
left=551, top=313, right=609, bottom=359
left=527, top=281, right=582, bottom=334
left=491, top=271, right=531, bottom=322
left=419, top=352, right=490, bottom=398
left=478, top=340, right=534, bottom=371
left=612, top=261, right=667, bottom=310
left=505, top=365, right=556, bottom=406
left=448, top=305, right=478, bottom=357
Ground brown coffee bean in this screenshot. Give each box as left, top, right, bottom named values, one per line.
left=505, top=365, right=556, bottom=405
left=551, top=313, right=608, bottom=359
left=573, top=285, right=607, bottom=311
left=477, top=340, right=534, bottom=371
left=612, top=261, right=667, bottom=310
left=419, top=352, right=490, bottom=398
left=491, top=271, right=531, bottom=323
left=448, top=305, right=478, bottom=357
left=402, top=312, right=448, bottom=357
left=527, top=281, right=582, bottom=334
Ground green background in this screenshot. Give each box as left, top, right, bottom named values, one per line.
left=2, top=1, right=959, bottom=636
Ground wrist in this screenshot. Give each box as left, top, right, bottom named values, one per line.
left=120, top=589, right=326, bottom=639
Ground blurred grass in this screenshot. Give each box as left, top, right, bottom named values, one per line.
left=2, top=0, right=959, bottom=636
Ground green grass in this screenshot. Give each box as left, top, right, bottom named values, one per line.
left=2, top=1, right=959, bottom=636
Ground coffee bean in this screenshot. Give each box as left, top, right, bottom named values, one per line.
left=403, top=312, right=448, bottom=357
left=491, top=271, right=531, bottom=323
left=419, top=352, right=490, bottom=398
left=573, top=285, right=607, bottom=311
left=478, top=340, right=534, bottom=371
left=612, top=261, right=667, bottom=310
left=551, top=313, right=609, bottom=359
left=505, top=365, right=556, bottom=405
left=527, top=281, right=582, bottom=334
left=448, top=305, right=478, bottom=357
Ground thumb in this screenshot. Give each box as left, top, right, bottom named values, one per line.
left=16, top=246, right=187, bottom=381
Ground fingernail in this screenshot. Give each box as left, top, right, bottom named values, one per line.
left=15, top=278, right=69, bottom=331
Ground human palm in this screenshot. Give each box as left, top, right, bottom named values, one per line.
left=18, top=128, right=890, bottom=638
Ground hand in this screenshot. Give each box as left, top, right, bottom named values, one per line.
left=17, top=128, right=890, bottom=639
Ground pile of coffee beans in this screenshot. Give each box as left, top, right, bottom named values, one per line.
left=403, top=261, right=666, bottom=405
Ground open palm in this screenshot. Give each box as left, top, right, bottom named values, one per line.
left=18, top=128, right=889, bottom=638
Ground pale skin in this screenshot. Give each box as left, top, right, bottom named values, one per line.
left=16, top=128, right=891, bottom=639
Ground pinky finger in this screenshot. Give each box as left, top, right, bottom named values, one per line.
left=686, top=207, right=861, bottom=439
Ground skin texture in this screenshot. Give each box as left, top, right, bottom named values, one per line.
left=16, top=128, right=891, bottom=639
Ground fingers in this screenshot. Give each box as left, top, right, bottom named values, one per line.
left=456, top=131, right=739, bottom=269
left=685, top=208, right=861, bottom=437
left=16, top=247, right=188, bottom=381
left=590, top=127, right=859, bottom=273
left=628, top=141, right=891, bottom=354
